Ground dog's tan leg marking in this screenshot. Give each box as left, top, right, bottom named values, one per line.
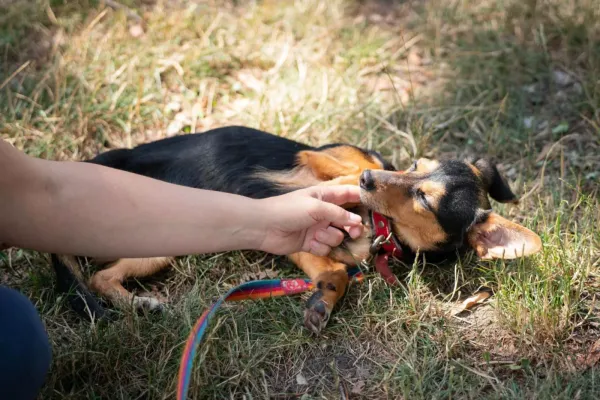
left=89, top=257, right=174, bottom=311
left=289, top=252, right=349, bottom=335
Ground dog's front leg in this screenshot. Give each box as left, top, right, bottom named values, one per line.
left=288, top=252, right=349, bottom=335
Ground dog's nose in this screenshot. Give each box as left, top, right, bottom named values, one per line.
left=360, top=170, right=376, bottom=191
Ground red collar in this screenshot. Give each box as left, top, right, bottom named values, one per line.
left=369, top=210, right=403, bottom=286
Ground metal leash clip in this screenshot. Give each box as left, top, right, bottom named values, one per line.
left=360, top=258, right=371, bottom=271
left=369, top=232, right=393, bottom=255
left=361, top=232, right=394, bottom=271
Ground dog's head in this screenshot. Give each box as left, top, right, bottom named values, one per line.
left=359, top=157, right=542, bottom=260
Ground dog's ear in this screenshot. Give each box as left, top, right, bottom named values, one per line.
left=466, top=157, right=518, bottom=204
left=467, top=210, right=542, bottom=260
left=297, top=150, right=359, bottom=181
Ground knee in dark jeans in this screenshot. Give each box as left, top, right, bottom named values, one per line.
left=0, top=286, right=52, bottom=400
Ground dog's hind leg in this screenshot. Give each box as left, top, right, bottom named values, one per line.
left=288, top=252, right=349, bottom=335
left=88, top=257, right=174, bottom=312
left=52, top=254, right=107, bottom=320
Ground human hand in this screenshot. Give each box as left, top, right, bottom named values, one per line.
left=254, top=185, right=364, bottom=256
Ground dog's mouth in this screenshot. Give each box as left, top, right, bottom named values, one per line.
left=359, top=189, right=393, bottom=220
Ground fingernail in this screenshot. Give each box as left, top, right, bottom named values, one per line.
left=349, top=213, right=362, bottom=223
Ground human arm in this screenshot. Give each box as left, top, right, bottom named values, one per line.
left=0, top=140, right=363, bottom=258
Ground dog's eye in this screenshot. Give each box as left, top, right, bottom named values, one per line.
left=416, top=189, right=431, bottom=210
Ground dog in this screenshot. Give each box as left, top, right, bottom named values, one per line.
left=51, top=125, right=542, bottom=334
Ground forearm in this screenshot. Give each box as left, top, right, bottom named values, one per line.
left=0, top=152, right=266, bottom=258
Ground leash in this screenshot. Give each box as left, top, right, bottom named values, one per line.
left=176, top=266, right=364, bottom=400
left=176, top=211, right=402, bottom=399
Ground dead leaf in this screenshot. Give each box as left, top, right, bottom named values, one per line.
left=296, top=373, right=308, bottom=385
left=239, top=268, right=279, bottom=284
left=191, top=101, right=204, bottom=117
left=166, top=119, right=184, bottom=136
left=356, top=365, right=370, bottom=379
left=451, top=291, right=491, bottom=316
left=223, top=98, right=251, bottom=118
left=552, top=69, right=574, bottom=87
left=407, top=49, right=421, bottom=66
left=235, top=69, right=264, bottom=93
left=351, top=380, right=365, bottom=394
left=580, top=339, right=600, bottom=368
left=129, top=24, right=144, bottom=38
left=165, top=101, right=181, bottom=113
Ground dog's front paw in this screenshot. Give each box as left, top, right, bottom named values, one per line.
left=132, top=296, right=164, bottom=312
left=303, top=272, right=347, bottom=335
left=304, top=291, right=331, bottom=335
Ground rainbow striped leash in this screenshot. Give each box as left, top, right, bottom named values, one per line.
left=176, top=266, right=365, bottom=399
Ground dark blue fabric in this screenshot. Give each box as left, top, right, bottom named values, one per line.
left=0, top=286, right=51, bottom=400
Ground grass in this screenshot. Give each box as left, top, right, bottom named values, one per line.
left=1, top=0, right=599, bottom=398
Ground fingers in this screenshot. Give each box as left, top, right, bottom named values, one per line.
left=313, top=201, right=364, bottom=230
left=308, top=240, right=332, bottom=257
left=315, top=226, right=344, bottom=247
left=339, top=225, right=363, bottom=239
left=306, top=185, right=361, bottom=206
left=346, top=225, right=362, bottom=239
left=308, top=224, right=361, bottom=256
left=308, top=224, right=348, bottom=256
left=303, top=185, right=363, bottom=227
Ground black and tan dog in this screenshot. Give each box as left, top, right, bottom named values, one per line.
left=52, top=126, right=542, bottom=334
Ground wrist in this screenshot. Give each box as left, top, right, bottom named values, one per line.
left=233, top=197, right=271, bottom=252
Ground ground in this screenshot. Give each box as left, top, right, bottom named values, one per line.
left=1, top=0, right=599, bottom=398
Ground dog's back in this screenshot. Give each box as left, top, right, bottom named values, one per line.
left=87, top=126, right=313, bottom=198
